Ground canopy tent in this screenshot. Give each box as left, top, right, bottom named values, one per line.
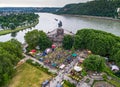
left=42, top=51, right=47, bottom=56
left=56, top=83, right=62, bottom=87
left=77, top=57, right=81, bottom=60
left=51, top=63, right=57, bottom=67
left=59, top=64, right=65, bottom=69
left=87, top=50, right=92, bottom=54
left=74, top=66, right=82, bottom=72
left=72, top=53, right=77, bottom=57
left=30, top=49, right=36, bottom=53
left=36, top=53, right=42, bottom=56
left=29, top=52, right=34, bottom=54
left=45, top=48, right=52, bottom=54
left=79, top=58, right=85, bottom=63
left=67, top=56, right=71, bottom=61
left=39, top=58, right=44, bottom=62
left=44, top=60, right=49, bottom=63
left=111, top=65, right=119, bottom=71
left=52, top=44, right=56, bottom=49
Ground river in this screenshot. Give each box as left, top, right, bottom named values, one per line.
left=0, top=13, right=120, bottom=43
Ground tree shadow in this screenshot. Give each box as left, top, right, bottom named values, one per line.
left=11, top=32, right=17, bottom=37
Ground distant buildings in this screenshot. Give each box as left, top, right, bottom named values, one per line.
left=0, top=7, right=60, bottom=13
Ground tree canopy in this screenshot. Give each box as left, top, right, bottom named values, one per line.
left=0, top=13, right=39, bottom=30
left=62, top=29, right=120, bottom=67
left=62, top=35, right=74, bottom=50
left=56, top=0, right=120, bottom=18
left=24, top=30, right=52, bottom=51
left=0, top=39, right=23, bottom=86
left=74, top=29, right=120, bottom=56
left=83, top=54, right=105, bottom=72
left=110, top=43, right=120, bottom=67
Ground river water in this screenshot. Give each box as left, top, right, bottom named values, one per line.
left=0, top=13, right=120, bottom=43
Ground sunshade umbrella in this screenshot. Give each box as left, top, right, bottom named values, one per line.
left=72, top=53, right=77, bottom=57
left=31, top=49, right=36, bottom=52
left=74, top=66, right=82, bottom=72
left=52, top=44, right=56, bottom=49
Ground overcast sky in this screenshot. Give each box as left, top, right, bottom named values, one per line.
left=0, top=0, right=92, bottom=7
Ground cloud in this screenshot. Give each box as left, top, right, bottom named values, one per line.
left=0, top=0, right=92, bottom=7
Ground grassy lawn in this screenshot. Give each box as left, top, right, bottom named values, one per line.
left=8, top=63, right=51, bottom=87
left=0, top=20, right=38, bottom=36
left=63, top=80, right=76, bottom=87
left=63, top=84, right=69, bottom=87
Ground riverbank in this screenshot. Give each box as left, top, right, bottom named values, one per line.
left=0, top=20, right=39, bottom=36
left=61, top=14, right=120, bottom=22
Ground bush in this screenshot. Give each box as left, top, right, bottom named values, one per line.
left=81, top=70, right=87, bottom=76
left=102, top=74, right=107, bottom=80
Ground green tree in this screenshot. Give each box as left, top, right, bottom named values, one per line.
left=83, top=55, right=105, bottom=72
left=38, top=35, right=52, bottom=51
left=110, top=43, right=120, bottom=67
left=24, top=30, right=41, bottom=49
left=0, top=47, right=14, bottom=85
left=56, top=0, right=120, bottom=18
left=9, top=23, right=16, bottom=30
left=74, top=35, right=83, bottom=49
left=0, top=39, right=23, bottom=86
left=63, top=35, right=74, bottom=50
left=24, top=30, right=52, bottom=51
left=74, top=29, right=119, bottom=56
left=0, top=13, right=39, bottom=30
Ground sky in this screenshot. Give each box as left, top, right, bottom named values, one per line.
left=0, top=0, right=92, bottom=7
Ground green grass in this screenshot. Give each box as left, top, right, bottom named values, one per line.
left=63, top=80, right=76, bottom=87
left=106, top=79, right=120, bottom=87
left=0, top=20, right=38, bottom=36
left=7, top=63, right=51, bottom=87
left=63, top=84, right=69, bottom=87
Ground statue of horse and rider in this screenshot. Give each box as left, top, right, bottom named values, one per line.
left=58, top=20, right=62, bottom=27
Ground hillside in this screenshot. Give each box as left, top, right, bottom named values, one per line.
left=56, top=0, right=120, bottom=18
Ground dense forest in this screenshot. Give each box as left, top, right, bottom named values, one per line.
left=0, top=39, right=23, bottom=86
left=0, top=13, right=39, bottom=30
left=56, top=0, right=120, bottom=18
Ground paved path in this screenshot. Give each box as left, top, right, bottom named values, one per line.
left=47, top=57, right=78, bottom=87
left=22, top=53, right=57, bottom=73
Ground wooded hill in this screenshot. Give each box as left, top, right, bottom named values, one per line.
left=56, top=0, right=120, bottom=18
